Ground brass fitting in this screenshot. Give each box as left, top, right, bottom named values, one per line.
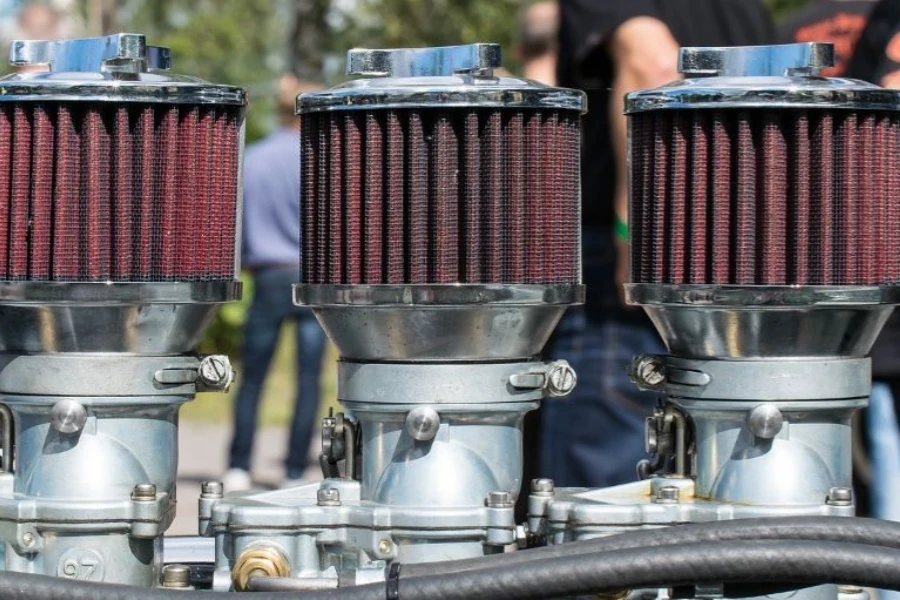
left=231, top=543, right=290, bottom=591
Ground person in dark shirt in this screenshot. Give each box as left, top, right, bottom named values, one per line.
left=847, top=0, right=900, bottom=84
left=780, top=0, right=877, bottom=76
left=540, top=0, right=776, bottom=488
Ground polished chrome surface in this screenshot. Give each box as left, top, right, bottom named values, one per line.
left=1, top=33, right=246, bottom=105
left=679, top=42, right=833, bottom=77
left=10, top=33, right=171, bottom=74
left=299, top=285, right=581, bottom=361
left=347, top=43, right=501, bottom=77
left=626, top=284, right=900, bottom=307
left=299, top=43, right=584, bottom=113
left=0, top=281, right=240, bottom=304
left=626, top=42, right=900, bottom=113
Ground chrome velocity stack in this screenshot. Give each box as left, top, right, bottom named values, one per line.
left=203, top=43, right=584, bottom=590
left=0, top=34, right=245, bottom=585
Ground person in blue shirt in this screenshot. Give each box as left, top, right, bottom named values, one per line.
left=224, top=75, right=327, bottom=491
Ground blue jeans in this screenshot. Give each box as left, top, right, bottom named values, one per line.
left=228, top=265, right=327, bottom=479
left=541, top=308, right=664, bottom=488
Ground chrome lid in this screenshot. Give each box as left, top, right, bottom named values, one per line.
left=626, top=42, right=900, bottom=113
left=298, top=43, right=585, bottom=113
left=1, top=33, right=246, bottom=105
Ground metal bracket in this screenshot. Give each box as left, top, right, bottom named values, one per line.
left=679, top=42, right=834, bottom=77
left=9, top=33, right=171, bottom=74
left=346, top=43, right=501, bottom=77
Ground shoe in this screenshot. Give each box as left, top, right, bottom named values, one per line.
left=222, top=468, right=252, bottom=493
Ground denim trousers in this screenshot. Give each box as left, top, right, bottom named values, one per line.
left=540, top=307, right=665, bottom=488
left=228, top=265, right=327, bottom=479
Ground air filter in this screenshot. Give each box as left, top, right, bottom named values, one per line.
left=627, top=43, right=900, bottom=287
left=0, top=34, right=245, bottom=283
left=299, top=45, right=582, bottom=286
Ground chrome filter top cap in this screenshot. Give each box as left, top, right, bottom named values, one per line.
left=295, top=43, right=585, bottom=362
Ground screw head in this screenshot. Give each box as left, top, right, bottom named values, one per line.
left=486, top=490, right=514, bottom=508
left=634, top=357, right=666, bottom=387
left=162, top=564, right=192, bottom=588
left=317, top=487, right=341, bottom=506
left=200, top=481, right=223, bottom=499
left=377, top=539, right=393, bottom=555
left=546, top=361, right=577, bottom=397
left=22, top=532, right=34, bottom=547
left=132, top=483, right=157, bottom=501
left=531, top=478, right=555, bottom=494
left=827, top=486, right=853, bottom=506
left=405, top=407, right=440, bottom=442
left=655, top=485, right=680, bottom=504
left=748, top=404, right=784, bottom=439
left=50, top=400, right=87, bottom=434
left=198, top=355, right=234, bottom=391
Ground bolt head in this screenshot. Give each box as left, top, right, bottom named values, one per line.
left=198, top=355, right=234, bottom=390
left=377, top=539, right=393, bottom=555
left=200, top=481, right=224, bottom=498
left=827, top=486, right=853, bottom=506
left=531, top=478, right=555, bottom=494
left=655, top=485, right=680, bottom=504
left=747, top=404, right=784, bottom=439
left=50, top=400, right=87, bottom=434
left=132, top=483, right=157, bottom=501
left=162, top=564, right=192, bottom=588
left=22, top=532, right=34, bottom=547
left=486, top=490, right=514, bottom=508
left=405, top=407, right=440, bottom=442
left=635, top=357, right=666, bottom=387
left=546, top=361, right=577, bottom=397
left=317, top=487, right=341, bottom=506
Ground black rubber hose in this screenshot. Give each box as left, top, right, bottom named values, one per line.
left=390, top=540, right=900, bottom=600
left=402, top=515, right=900, bottom=577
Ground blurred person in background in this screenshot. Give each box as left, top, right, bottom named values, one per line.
left=540, top=0, right=776, bottom=488
left=845, top=0, right=900, bottom=533
left=520, top=1, right=559, bottom=86
left=224, top=75, right=327, bottom=492
left=781, top=0, right=876, bottom=76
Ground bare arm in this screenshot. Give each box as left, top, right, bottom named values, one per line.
left=606, top=16, right=680, bottom=294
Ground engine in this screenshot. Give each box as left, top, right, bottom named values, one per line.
left=0, top=34, right=899, bottom=600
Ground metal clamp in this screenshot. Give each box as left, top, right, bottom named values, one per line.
left=346, top=43, right=501, bottom=77
left=10, top=33, right=171, bottom=74
left=679, top=42, right=834, bottom=77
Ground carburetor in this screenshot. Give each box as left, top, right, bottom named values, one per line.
left=0, top=33, right=244, bottom=585
left=201, top=43, right=585, bottom=591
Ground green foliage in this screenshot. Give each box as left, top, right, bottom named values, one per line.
left=765, top=0, right=812, bottom=20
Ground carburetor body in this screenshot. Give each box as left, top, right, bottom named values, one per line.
left=0, top=33, right=245, bottom=586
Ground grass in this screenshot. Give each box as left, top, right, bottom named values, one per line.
left=182, top=323, right=340, bottom=427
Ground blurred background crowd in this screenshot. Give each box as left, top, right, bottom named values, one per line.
left=3, top=0, right=900, bottom=531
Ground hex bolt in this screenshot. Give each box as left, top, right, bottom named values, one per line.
left=200, top=481, right=224, bottom=499
left=50, top=400, right=87, bottom=434
left=377, top=539, right=393, bottom=555
left=486, top=490, right=514, bottom=508
left=546, top=361, right=577, bottom=397
left=634, top=356, right=666, bottom=387
left=531, top=478, right=555, bottom=494
left=404, top=406, right=440, bottom=442
left=655, top=485, right=680, bottom=504
left=317, top=487, right=341, bottom=506
left=132, top=483, right=157, bottom=502
left=747, top=404, right=784, bottom=440
left=22, top=532, right=34, bottom=547
left=827, top=486, right=853, bottom=506
left=162, top=564, right=192, bottom=588
left=197, top=355, right=234, bottom=391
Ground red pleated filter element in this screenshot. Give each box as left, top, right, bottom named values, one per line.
left=629, top=108, right=900, bottom=286
left=300, top=108, right=581, bottom=285
left=0, top=102, right=242, bottom=282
